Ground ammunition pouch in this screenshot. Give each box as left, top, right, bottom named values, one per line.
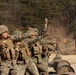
left=18, top=49, right=27, bottom=60
left=1, top=48, right=19, bottom=61
left=33, top=45, right=40, bottom=55
left=32, top=43, right=42, bottom=55
left=17, top=42, right=29, bottom=60
left=42, top=45, right=48, bottom=52
left=42, top=45, right=48, bottom=56
left=37, top=55, right=42, bottom=63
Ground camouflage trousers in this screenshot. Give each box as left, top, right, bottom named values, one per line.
left=42, top=55, right=48, bottom=63
left=14, top=61, right=26, bottom=75
left=32, top=56, right=48, bottom=75
left=37, top=61, right=48, bottom=75
left=0, top=59, right=19, bottom=75
left=25, top=57, right=39, bottom=75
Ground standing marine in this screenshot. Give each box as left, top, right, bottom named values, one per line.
left=0, top=25, right=19, bottom=75
left=23, top=28, right=48, bottom=75
left=11, top=30, right=39, bottom=75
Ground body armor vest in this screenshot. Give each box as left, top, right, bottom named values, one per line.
left=15, top=41, right=30, bottom=60
left=0, top=38, right=18, bottom=60
left=31, top=42, right=42, bottom=55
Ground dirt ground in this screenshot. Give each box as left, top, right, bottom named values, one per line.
left=48, top=54, right=76, bottom=74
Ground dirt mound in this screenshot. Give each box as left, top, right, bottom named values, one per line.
left=60, top=50, right=76, bottom=55
left=47, top=23, right=76, bottom=54
left=58, top=38, right=75, bottom=51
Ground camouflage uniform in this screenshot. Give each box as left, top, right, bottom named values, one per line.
left=11, top=27, right=38, bottom=40
left=24, top=36, right=44, bottom=45
left=40, top=37, right=60, bottom=55
left=22, top=27, right=38, bottom=39
left=11, top=30, right=39, bottom=75
left=31, top=42, right=48, bottom=75
left=26, top=27, right=38, bottom=35
left=23, top=30, right=48, bottom=75
left=0, top=25, right=19, bottom=75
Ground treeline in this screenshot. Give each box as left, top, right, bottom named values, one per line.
left=0, top=0, right=76, bottom=36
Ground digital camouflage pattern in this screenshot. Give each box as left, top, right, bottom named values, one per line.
left=0, top=25, right=19, bottom=75
left=22, top=28, right=49, bottom=75
left=0, top=25, right=8, bottom=34
left=30, top=41, right=48, bottom=75
left=12, top=30, right=39, bottom=75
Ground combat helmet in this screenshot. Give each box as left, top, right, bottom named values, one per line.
left=11, top=30, right=22, bottom=40
left=0, top=25, right=8, bottom=34
left=26, top=27, right=39, bottom=37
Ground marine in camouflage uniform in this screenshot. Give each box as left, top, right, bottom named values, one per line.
left=23, top=28, right=48, bottom=75
left=0, top=25, right=19, bottom=75
left=40, top=36, right=60, bottom=60
left=31, top=42, right=48, bottom=75
left=11, top=30, right=39, bottom=75
left=21, top=26, right=38, bottom=40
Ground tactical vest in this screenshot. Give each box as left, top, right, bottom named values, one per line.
left=0, top=38, right=18, bottom=61
left=15, top=41, right=30, bottom=60
left=31, top=42, right=42, bottom=56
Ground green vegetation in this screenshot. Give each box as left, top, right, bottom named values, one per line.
left=0, top=0, right=76, bottom=37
